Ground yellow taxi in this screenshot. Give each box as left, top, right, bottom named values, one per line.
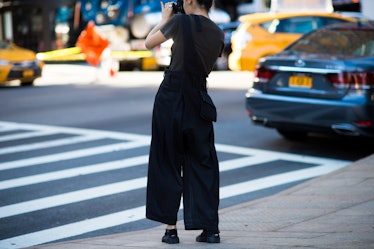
left=0, top=41, right=43, bottom=86
left=228, top=12, right=356, bottom=71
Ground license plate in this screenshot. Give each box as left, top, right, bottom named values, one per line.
left=289, top=76, right=312, bottom=88
left=23, top=70, right=34, bottom=77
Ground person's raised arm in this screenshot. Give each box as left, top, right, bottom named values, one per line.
left=145, top=1, right=175, bottom=49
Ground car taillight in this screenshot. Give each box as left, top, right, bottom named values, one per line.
left=254, top=66, right=276, bottom=83
left=354, top=120, right=372, bottom=127
left=328, top=72, right=374, bottom=89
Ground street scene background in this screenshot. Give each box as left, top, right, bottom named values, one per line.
left=1, top=64, right=373, bottom=248
left=1, top=0, right=373, bottom=248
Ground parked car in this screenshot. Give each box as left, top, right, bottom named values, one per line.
left=0, top=41, right=43, bottom=86
left=245, top=21, right=374, bottom=139
left=228, top=12, right=356, bottom=72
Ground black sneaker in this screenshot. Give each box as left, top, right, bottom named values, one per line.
left=162, top=229, right=180, bottom=244
left=196, top=230, right=220, bottom=243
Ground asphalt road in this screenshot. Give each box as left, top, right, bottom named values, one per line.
left=0, top=64, right=373, bottom=248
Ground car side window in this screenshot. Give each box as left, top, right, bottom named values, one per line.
left=262, top=17, right=318, bottom=34
left=281, top=17, right=350, bottom=34
left=260, top=17, right=345, bottom=35
left=317, top=17, right=350, bottom=28
left=279, top=17, right=317, bottom=34
left=261, top=20, right=277, bottom=33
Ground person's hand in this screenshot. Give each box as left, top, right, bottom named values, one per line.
left=161, top=1, right=175, bottom=22
left=145, top=1, right=174, bottom=49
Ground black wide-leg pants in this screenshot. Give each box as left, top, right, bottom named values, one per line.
left=146, top=71, right=219, bottom=230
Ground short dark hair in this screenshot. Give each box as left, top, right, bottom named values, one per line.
left=197, top=0, right=213, bottom=12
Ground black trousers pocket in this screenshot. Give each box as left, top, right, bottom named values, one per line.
left=200, top=91, right=217, bottom=122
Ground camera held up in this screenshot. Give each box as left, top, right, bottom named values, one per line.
left=172, top=0, right=185, bottom=14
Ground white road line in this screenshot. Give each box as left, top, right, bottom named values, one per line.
left=220, top=163, right=344, bottom=199
left=0, top=177, right=147, bottom=219
left=0, top=121, right=350, bottom=167
left=0, top=162, right=347, bottom=249
left=0, top=121, right=150, bottom=141
left=0, top=155, right=149, bottom=190
left=0, top=154, right=349, bottom=218
left=0, top=140, right=149, bottom=171
left=219, top=155, right=277, bottom=171
left=0, top=155, right=276, bottom=216
left=0, top=155, right=262, bottom=190
left=0, top=206, right=146, bottom=249
left=216, top=143, right=351, bottom=166
left=0, top=130, right=57, bottom=142
left=0, top=121, right=353, bottom=248
left=0, top=134, right=103, bottom=155
left=0, top=126, right=19, bottom=132
left=0, top=141, right=349, bottom=172
left=0, top=155, right=257, bottom=190
left=0, top=148, right=334, bottom=192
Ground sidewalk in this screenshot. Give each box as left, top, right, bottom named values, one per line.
left=28, top=154, right=374, bottom=249
left=34, top=64, right=253, bottom=89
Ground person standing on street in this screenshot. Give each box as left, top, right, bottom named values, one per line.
left=144, top=0, right=224, bottom=244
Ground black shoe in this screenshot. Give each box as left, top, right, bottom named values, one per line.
left=196, top=230, right=220, bottom=243
left=162, top=229, right=180, bottom=244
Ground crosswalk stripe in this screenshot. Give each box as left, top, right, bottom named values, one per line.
left=0, top=130, right=57, bottom=142
left=0, top=155, right=263, bottom=190
left=0, top=155, right=286, bottom=217
left=0, top=162, right=346, bottom=249
left=0, top=121, right=150, bottom=141
left=0, top=121, right=353, bottom=248
left=0, top=155, right=149, bottom=190
left=0, top=134, right=103, bottom=155
left=0, top=126, right=19, bottom=132
left=0, top=140, right=149, bottom=171
left=0, top=177, right=147, bottom=219
left=220, top=163, right=344, bottom=199
left=216, top=143, right=350, bottom=166
left=0, top=153, right=348, bottom=219
left=0, top=206, right=146, bottom=249
left=0, top=148, right=326, bottom=191
left=219, top=155, right=277, bottom=171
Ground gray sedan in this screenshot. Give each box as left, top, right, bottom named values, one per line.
left=245, top=21, right=374, bottom=139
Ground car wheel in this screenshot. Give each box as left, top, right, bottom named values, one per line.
left=20, top=81, right=34, bottom=86
left=276, top=128, right=308, bottom=140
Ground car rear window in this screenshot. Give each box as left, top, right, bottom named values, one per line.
left=289, top=28, right=374, bottom=57
left=261, top=16, right=350, bottom=34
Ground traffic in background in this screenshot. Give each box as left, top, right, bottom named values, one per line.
left=0, top=0, right=368, bottom=87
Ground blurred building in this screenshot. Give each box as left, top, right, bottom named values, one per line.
left=0, top=0, right=363, bottom=53
left=0, top=0, right=81, bottom=52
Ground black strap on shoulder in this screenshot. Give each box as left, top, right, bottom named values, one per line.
left=182, top=15, right=207, bottom=78
left=192, top=15, right=203, bottom=32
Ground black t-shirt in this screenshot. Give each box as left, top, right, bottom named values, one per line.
left=161, top=14, right=224, bottom=75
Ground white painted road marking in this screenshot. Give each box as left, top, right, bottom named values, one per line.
left=0, top=154, right=347, bottom=218
left=0, top=155, right=149, bottom=190
left=0, top=140, right=149, bottom=171
left=0, top=163, right=347, bottom=249
left=0, top=121, right=351, bottom=248
left=0, top=134, right=104, bottom=155
left=0, top=130, right=57, bottom=142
